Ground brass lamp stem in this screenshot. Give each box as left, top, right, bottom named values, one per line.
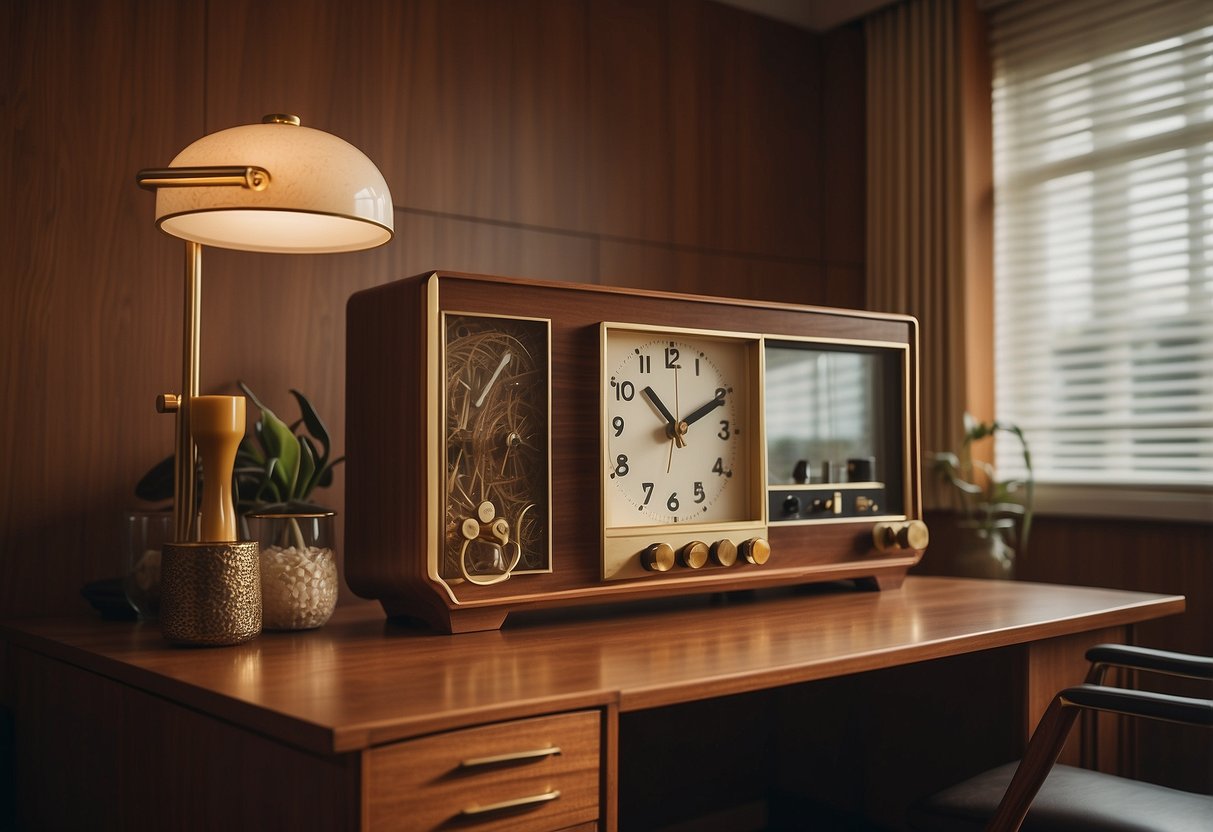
left=173, top=241, right=203, bottom=541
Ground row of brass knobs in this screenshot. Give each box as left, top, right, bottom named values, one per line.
left=641, top=537, right=770, bottom=572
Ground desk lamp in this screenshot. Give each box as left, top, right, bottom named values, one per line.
left=137, top=114, right=393, bottom=644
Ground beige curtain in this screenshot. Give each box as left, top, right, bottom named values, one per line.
left=866, top=0, right=977, bottom=507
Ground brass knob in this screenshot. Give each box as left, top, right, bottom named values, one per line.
left=740, top=537, right=771, bottom=566
left=679, top=540, right=709, bottom=569
left=873, top=520, right=930, bottom=552
left=641, top=542, right=675, bottom=572
left=711, top=539, right=738, bottom=567
left=898, top=520, right=930, bottom=550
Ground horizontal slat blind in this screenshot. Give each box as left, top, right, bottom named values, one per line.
left=991, top=0, right=1213, bottom=489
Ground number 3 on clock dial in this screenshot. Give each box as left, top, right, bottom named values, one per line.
left=603, top=328, right=753, bottom=529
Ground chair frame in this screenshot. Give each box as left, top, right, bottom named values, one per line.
left=984, top=644, right=1213, bottom=832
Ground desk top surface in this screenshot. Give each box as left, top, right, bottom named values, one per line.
left=1, top=577, right=1184, bottom=754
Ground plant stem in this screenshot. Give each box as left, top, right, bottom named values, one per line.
left=288, top=516, right=307, bottom=553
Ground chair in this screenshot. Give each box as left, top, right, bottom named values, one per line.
left=908, top=644, right=1213, bottom=832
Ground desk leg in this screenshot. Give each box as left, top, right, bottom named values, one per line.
left=1022, top=625, right=1129, bottom=771
left=602, top=703, right=619, bottom=832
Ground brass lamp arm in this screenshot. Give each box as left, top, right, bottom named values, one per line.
left=136, top=166, right=270, bottom=191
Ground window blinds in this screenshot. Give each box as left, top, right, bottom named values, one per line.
left=990, top=0, right=1213, bottom=489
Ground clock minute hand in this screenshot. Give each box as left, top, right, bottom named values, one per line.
left=683, top=392, right=725, bottom=428
left=642, top=386, right=686, bottom=449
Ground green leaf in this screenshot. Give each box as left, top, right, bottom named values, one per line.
left=237, top=436, right=264, bottom=466
left=294, top=437, right=316, bottom=501
left=253, top=420, right=270, bottom=458
left=300, top=436, right=324, bottom=495
left=259, top=407, right=300, bottom=495
left=316, top=455, right=345, bottom=488
left=255, top=458, right=282, bottom=503
left=290, top=388, right=331, bottom=461
left=237, top=380, right=271, bottom=415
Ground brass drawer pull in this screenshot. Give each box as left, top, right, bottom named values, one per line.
left=460, top=788, right=562, bottom=816
left=460, top=745, right=562, bottom=768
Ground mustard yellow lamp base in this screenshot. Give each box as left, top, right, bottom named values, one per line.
left=160, top=541, right=261, bottom=646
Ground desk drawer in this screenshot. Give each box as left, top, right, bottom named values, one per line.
left=364, top=710, right=600, bottom=831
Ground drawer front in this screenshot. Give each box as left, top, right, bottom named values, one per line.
left=365, top=710, right=600, bottom=832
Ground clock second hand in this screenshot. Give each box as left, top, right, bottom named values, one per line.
left=669, top=366, right=682, bottom=472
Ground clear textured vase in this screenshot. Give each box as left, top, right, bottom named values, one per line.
left=123, top=510, right=174, bottom=619
left=249, top=510, right=338, bottom=630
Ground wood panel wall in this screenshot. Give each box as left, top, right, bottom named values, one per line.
left=0, top=0, right=865, bottom=618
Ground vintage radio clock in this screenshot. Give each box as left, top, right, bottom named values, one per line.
left=347, top=272, right=928, bottom=632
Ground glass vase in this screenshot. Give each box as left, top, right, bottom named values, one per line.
left=249, top=510, right=338, bottom=631
left=123, top=510, right=174, bottom=619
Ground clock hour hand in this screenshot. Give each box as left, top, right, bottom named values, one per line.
left=683, top=390, right=726, bottom=428
left=642, top=386, right=686, bottom=448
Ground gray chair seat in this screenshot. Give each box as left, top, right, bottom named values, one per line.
left=909, top=761, right=1213, bottom=832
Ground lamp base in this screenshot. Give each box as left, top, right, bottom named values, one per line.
left=160, top=541, right=261, bottom=646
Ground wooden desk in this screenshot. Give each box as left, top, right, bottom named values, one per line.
left=0, top=578, right=1185, bottom=831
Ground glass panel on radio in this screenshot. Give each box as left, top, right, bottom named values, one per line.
left=764, top=341, right=906, bottom=521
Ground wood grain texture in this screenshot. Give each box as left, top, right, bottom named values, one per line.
left=0, top=577, right=1183, bottom=757
left=0, top=0, right=205, bottom=617
left=1022, top=626, right=1128, bottom=768
left=665, top=1, right=823, bottom=260
left=364, top=710, right=600, bottom=832
left=7, top=645, right=359, bottom=831
left=0, top=0, right=863, bottom=620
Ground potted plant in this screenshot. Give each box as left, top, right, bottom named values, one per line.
left=235, top=381, right=343, bottom=630
left=931, top=413, right=1033, bottom=578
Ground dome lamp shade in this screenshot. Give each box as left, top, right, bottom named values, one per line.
left=148, top=114, right=393, bottom=253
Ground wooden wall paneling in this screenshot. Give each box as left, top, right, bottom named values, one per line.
left=666, top=1, right=823, bottom=261
left=587, top=0, right=675, bottom=246
left=206, top=0, right=592, bottom=234
left=408, top=211, right=599, bottom=283
left=0, top=0, right=206, bottom=618
left=597, top=240, right=827, bottom=304
left=820, top=22, right=866, bottom=268
left=825, top=263, right=866, bottom=309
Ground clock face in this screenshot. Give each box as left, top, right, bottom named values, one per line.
left=603, top=327, right=755, bottom=528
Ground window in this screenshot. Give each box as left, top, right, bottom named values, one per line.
left=990, top=0, right=1213, bottom=519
